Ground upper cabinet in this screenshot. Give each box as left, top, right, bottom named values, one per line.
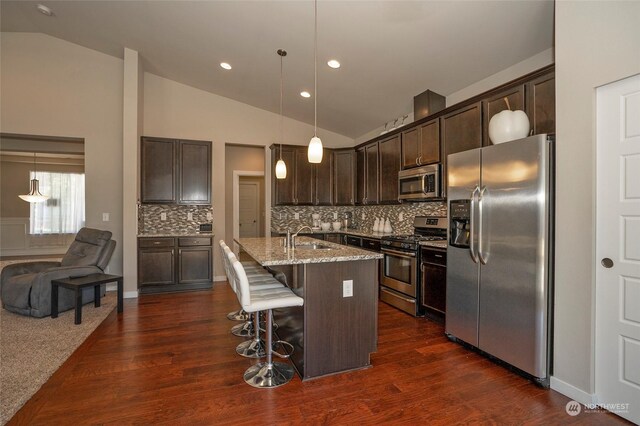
left=526, top=72, right=555, bottom=136
left=401, top=118, right=440, bottom=169
left=441, top=102, right=483, bottom=158
left=333, top=149, right=355, bottom=205
left=379, top=135, right=401, bottom=204
left=356, top=142, right=380, bottom=205
left=271, top=145, right=335, bottom=206
left=141, top=137, right=211, bottom=205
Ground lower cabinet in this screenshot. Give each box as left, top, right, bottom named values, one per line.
left=138, top=236, right=212, bottom=293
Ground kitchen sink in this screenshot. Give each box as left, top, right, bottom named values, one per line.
left=293, top=242, right=332, bottom=250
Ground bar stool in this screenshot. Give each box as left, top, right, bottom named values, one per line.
left=231, top=257, right=304, bottom=388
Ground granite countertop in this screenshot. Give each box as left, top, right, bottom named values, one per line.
left=235, top=236, right=383, bottom=266
left=271, top=228, right=400, bottom=239
left=138, top=233, right=214, bottom=238
left=419, top=240, right=448, bottom=249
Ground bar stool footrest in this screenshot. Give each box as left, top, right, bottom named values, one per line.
left=272, top=340, right=294, bottom=359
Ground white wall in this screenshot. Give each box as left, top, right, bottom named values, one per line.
left=0, top=33, right=124, bottom=274
left=143, top=73, right=354, bottom=280
left=552, top=1, right=640, bottom=400
left=354, top=48, right=554, bottom=145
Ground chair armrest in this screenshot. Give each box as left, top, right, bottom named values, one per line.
left=29, top=266, right=103, bottom=310
left=1, top=261, right=62, bottom=282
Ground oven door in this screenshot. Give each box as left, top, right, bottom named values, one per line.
left=380, top=248, right=417, bottom=297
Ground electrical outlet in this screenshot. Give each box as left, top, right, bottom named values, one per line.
left=187, top=212, right=193, bottom=221
left=206, top=212, right=213, bottom=221
left=398, top=212, right=404, bottom=221
left=294, top=213, right=300, bottom=220
left=361, top=212, right=366, bottom=220
left=333, top=212, right=338, bottom=219
left=102, top=213, right=110, bottom=222
left=161, top=212, right=167, bottom=221
left=343, top=280, right=353, bottom=297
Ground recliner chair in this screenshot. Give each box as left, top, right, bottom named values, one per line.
left=1, top=228, right=116, bottom=318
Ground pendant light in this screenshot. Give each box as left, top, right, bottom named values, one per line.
left=19, top=153, right=49, bottom=203
left=307, top=0, right=323, bottom=163
left=275, top=49, right=288, bottom=179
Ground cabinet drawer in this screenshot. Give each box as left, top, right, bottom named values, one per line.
left=346, top=236, right=362, bottom=247
left=361, top=238, right=381, bottom=252
left=421, top=248, right=447, bottom=266
left=178, top=237, right=212, bottom=247
left=139, top=238, right=175, bottom=248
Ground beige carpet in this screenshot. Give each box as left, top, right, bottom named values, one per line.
left=0, top=293, right=116, bottom=424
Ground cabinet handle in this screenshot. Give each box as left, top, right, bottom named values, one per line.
left=419, top=155, right=423, bottom=165
left=416, top=157, right=419, bottom=165
left=153, top=241, right=161, bottom=245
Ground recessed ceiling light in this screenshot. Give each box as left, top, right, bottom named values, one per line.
left=220, top=62, right=232, bottom=70
left=300, top=91, right=311, bottom=98
left=36, top=4, right=53, bottom=16
left=327, top=59, right=340, bottom=69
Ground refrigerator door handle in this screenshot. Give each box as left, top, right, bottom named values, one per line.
left=478, top=186, right=489, bottom=265
left=469, top=186, right=480, bottom=263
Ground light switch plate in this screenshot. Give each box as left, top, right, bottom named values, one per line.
left=361, top=212, right=365, bottom=220
left=333, top=212, right=338, bottom=219
left=294, top=213, right=300, bottom=220
left=206, top=212, right=213, bottom=220
left=102, top=213, right=110, bottom=222
left=398, top=212, right=404, bottom=221
left=161, top=212, right=167, bottom=221
left=343, top=280, right=353, bottom=297
left=187, top=212, right=193, bottom=221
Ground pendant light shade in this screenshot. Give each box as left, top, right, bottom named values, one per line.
left=275, top=158, right=287, bottom=179
left=308, top=136, right=323, bottom=163
left=307, top=0, right=323, bottom=164
left=19, top=153, right=48, bottom=203
left=276, top=49, right=288, bottom=179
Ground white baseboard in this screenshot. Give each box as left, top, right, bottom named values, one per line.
left=124, top=291, right=138, bottom=299
left=213, top=275, right=227, bottom=282
left=550, top=376, right=597, bottom=404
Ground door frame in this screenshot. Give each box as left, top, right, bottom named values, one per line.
left=233, top=170, right=265, bottom=245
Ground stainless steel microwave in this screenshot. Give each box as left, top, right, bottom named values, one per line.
left=398, top=164, right=441, bottom=201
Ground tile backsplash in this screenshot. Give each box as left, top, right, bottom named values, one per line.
left=271, top=202, right=446, bottom=235
left=138, top=204, right=213, bottom=234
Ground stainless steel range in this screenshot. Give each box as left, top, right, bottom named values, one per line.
left=380, top=217, right=447, bottom=316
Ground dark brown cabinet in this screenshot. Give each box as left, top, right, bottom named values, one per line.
left=441, top=102, right=483, bottom=197
left=401, top=118, right=440, bottom=169
left=356, top=142, right=379, bottom=205
left=141, top=137, right=211, bottom=205
left=378, top=135, right=401, bottom=204
left=272, top=146, right=296, bottom=205
left=271, top=145, right=334, bottom=206
left=482, top=85, right=526, bottom=146
left=138, top=236, right=212, bottom=293
left=333, top=149, right=355, bottom=205
left=527, top=72, right=555, bottom=136
left=141, top=138, right=176, bottom=203
left=178, top=141, right=211, bottom=204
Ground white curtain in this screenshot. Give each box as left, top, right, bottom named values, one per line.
left=30, top=171, right=85, bottom=234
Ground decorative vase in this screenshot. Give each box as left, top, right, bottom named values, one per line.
left=488, top=98, right=530, bottom=144
left=383, top=218, right=392, bottom=233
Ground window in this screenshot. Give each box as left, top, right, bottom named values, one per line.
left=30, top=171, right=85, bottom=234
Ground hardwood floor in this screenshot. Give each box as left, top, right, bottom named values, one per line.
left=10, top=282, right=628, bottom=425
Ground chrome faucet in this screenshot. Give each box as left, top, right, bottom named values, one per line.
left=291, top=225, right=313, bottom=247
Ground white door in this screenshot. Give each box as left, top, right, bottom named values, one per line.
left=596, top=73, right=640, bottom=424
left=239, top=182, right=259, bottom=238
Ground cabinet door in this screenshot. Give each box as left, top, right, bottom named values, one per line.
left=365, top=142, right=380, bottom=204
left=314, top=150, right=333, bottom=205
left=355, top=147, right=366, bottom=205
left=333, top=150, right=355, bottom=205
left=178, top=247, right=212, bottom=284
left=419, top=119, right=440, bottom=165
left=401, top=127, right=420, bottom=169
left=326, top=233, right=342, bottom=244
left=527, top=72, right=555, bottom=136
left=139, top=248, right=175, bottom=286
left=482, top=85, right=526, bottom=146
left=379, top=135, right=401, bottom=204
left=272, top=146, right=296, bottom=205
left=441, top=102, right=482, bottom=197
left=294, top=148, right=314, bottom=205
left=140, top=137, right=176, bottom=203
left=178, top=140, right=211, bottom=204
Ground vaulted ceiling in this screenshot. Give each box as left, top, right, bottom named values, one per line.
left=1, top=1, right=554, bottom=138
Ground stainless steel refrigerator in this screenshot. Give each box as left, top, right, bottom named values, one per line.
left=446, top=134, right=553, bottom=384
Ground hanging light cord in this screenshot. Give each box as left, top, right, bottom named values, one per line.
left=314, top=0, right=318, bottom=137
left=280, top=51, right=284, bottom=161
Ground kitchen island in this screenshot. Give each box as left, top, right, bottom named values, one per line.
left=235, top=236, right=382, bottom=380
